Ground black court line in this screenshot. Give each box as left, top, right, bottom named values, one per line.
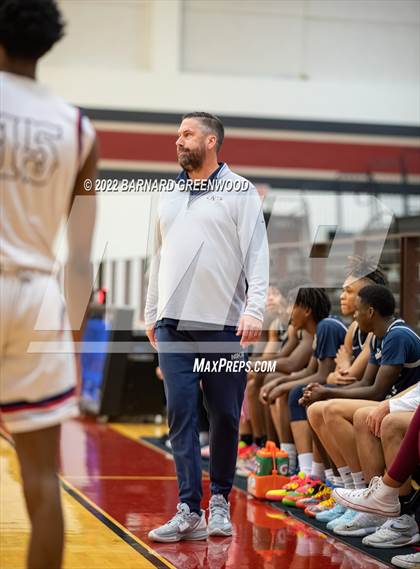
left=0, top=430, right=172, bottom=569
left=61, top=481, right=172, bottom=569
left=82, top=107, right=420, bottom=137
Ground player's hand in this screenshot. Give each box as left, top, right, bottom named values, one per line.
left=299, top=393, right=311, bottom=407
left=335, top=374, right=357, bottom=385
left=303, top=385, right=326, bottom=404
left=259, top=376, right=282, bottom=404
left=366, top=401, right=390, bottom=437
left=326, top=371, right=339, bottom=384
left=303, top=382, right=321, bottom=393
left=146, top=325, right=157, bottom=350
left=335, top=345, right=351, bottom=368
left=237, top=314, right=263, bottom=347
left=266, top=382, right=293, bottom=404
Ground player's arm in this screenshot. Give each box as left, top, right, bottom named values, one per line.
left=277, top=324, right=299, bottom=357
left=251, top=324, right=300, bottom=364
left=266, top=357, right=319, bottom=403
left=335, top=321, right=356, bottom=370
left=280, top=355, right=318, bottom=382
left=325, top=329, right=410, bottom=400
left=306, top=362, right=398, bottom=403
left=274, top=330, right=314, bottom=374
left=330, top=332, right=372, bottom=384
left=300, top=356, right=336, bottom=387
left=65, top=137, right=98, bottom=344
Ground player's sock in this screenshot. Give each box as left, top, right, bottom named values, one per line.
left=351, top=471, right=367, bottom=489
left=298, top=452, right=313, bottom=476
left=338, top=466, right=355, bottom=489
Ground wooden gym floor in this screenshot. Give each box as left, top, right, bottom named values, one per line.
left=0, top=418, right=390, bottom=569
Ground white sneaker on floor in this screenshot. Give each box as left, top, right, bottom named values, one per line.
left=148, top=503, right=208, bottom=542
left=391, top=552, right=420, bottom=569
left=333, top=511, right=387, bottom=537
left=362, top=515, right=420, bottom=548
left=332, top=476, right=400, bottom=517
left=208, top=494, right=233, bottom=537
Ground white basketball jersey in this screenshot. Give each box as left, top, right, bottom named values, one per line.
left=0, top=71, right=95, bottom=272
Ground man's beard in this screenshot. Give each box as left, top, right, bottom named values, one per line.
left=178, top=145, right=206, bottom=171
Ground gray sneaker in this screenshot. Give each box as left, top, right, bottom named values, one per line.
left=208, top=494, right=233, bottom=537
left=391, top=552, right=420, bottom=568
left=148, top=503, right=208, bottom=542
left=362, top=515, right=420, bottom=548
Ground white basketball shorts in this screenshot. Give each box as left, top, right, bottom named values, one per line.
left=0, top=271, right=79, bottom=434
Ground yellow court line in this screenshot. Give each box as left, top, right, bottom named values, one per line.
left=60, top=477, right=177, bottom=569
left=66, top=475, right=178, bottom=480
left=1, top=439, right=158, bottom=569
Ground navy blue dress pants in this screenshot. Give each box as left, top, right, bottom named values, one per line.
left=155, top=320, right=247, bottom=512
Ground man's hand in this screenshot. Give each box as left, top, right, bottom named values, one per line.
left=237, top=314, right=263, bottom=347
left=366, top=400, right=390, bottom=437
left=146, top=325, right=157, bottom=350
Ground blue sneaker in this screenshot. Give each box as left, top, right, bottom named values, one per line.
left=327, top=508, right=358, bottom=530
left=316, top=503, right=346, bottom=522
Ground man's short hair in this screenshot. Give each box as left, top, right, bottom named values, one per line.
left=0, top=0, right=65, bottom=60
left=358, top=284, right=395, bottom=317
left=183, top=112, right=224, bottom=152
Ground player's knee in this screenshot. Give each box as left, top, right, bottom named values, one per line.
left=323, top=400, right=343, bottom=423
left=353, top=407, right=371, bottom=432
left=22, top=471, right=58, bottom=512
left=380, top=412, right=404, bottom=441
left=307, top=402, right=323, bottom=428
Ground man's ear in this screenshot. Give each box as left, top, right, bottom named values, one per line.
left=368, top=306, right=375, bottom=319
left=207, top=134, right=217, bottom=151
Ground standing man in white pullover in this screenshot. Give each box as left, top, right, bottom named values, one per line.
left=145, top=112, right=269, bottom=542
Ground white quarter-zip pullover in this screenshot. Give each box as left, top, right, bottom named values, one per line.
left=145, top=164, right=269, bottom=327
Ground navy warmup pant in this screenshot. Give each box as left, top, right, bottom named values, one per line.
left=155, top=320, right=247, bottom=512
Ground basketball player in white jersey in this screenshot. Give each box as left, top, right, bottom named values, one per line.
left=0, top=1, right=97, bottom=567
